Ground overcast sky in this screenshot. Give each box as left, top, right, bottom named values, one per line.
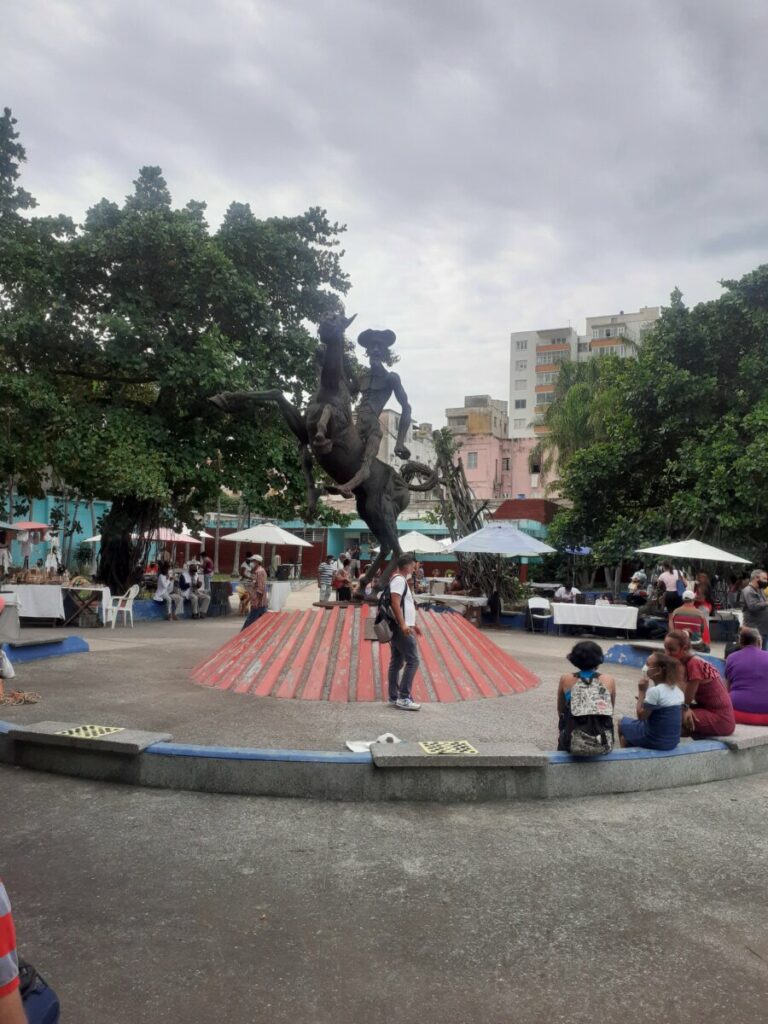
left=5, top=0, right=768, bottom=425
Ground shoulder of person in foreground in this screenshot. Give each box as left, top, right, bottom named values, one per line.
left=0, top=883, right=24, bottom=1024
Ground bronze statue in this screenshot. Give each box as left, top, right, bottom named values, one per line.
left=339, top=328, right=412, bottom=493
left=211, top=315, right=436, bottom=591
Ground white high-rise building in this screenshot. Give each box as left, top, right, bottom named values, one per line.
left=509, top=306, right=659, bottom=440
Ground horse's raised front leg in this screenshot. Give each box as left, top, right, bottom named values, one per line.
left=312, top=404, right=334, bottom=454
left=210, top=390, right=309, bottom=446
left=298, top=442, right=322, bottom=519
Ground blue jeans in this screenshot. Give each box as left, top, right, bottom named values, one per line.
left=388, top=628, right=420, bottom=700
left=241, top=606, right=268, bottom=631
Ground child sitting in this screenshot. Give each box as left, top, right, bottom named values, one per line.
left=618, top=651, right=684, bottom=750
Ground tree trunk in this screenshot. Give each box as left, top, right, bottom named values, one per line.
left=97, top=495, right=159, bottom=593
left=213, top=493, right=221, bottom=573
left=89, top=501, right=98, bottom=574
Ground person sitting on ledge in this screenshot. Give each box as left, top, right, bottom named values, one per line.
left=664, top=629, right=735, bottom=738
left=618, top=652, right=685, bottom=750
left=557, top=641, right=616, bottom=753
left=725, top=627, right=768, bottom=725
left=669, top=590, right=711, bottom=649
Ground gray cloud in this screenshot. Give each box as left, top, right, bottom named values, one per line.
left=4, top=0, right=768, bottom=424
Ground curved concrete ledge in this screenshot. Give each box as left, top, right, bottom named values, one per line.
left=3, top=718, right=768, bottom=802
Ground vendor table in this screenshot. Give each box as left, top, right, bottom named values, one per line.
left=552, top=603, right=638, bottom=634
left=0, top=593, right=21, bottom=642
left=416, top=592, right=488, bottom=627
left=61, top=585, right=112, bottom=627
left=2, top=584, right=64, bottom=621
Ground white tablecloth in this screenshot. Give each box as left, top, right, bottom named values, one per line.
left=268, top=581, right=292, bottom=612
left=3, top=584, right=65, bottom=619
left=553, top=604, right=638, bottom=630
left=0, top=593, right=21, bottom=642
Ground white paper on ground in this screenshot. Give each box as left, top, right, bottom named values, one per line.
left=345, top=732, right=402, bottom=752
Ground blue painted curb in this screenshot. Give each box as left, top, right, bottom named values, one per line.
left=145, top=741, right=373, bottom=764
left=2, top=637, right=90, bottom=663
left=548, top=739, right=727, bottom=764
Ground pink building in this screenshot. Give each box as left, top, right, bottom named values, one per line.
left=446, top=395, right=545, bottom=501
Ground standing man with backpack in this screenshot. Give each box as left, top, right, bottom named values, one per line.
left=387, top=554, right=422, bottom=711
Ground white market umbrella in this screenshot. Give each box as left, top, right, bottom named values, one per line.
left=439, top=537, right=453, bottom=549
left=636, top=540, right=751, bottom=564
left=223, top=523, right=313, bottom=548
left=446, top=524, right=555, bottom=557
left=144, top=528, right=202, bottom=546
left=181, top=525, right=214, bottom=540
left=396, top=531, right=447, bottom=554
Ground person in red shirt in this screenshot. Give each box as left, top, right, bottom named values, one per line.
left=0, top=882, right=25, bottom=1024
left=241, top=555, right=269, bottom=631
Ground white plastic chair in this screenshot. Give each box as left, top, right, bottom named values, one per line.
left=528, top=596, right=553, bottom=633
left=108, top=584, right=140, bottom=629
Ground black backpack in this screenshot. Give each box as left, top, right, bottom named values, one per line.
left=373, top=584, right=396, bottom=643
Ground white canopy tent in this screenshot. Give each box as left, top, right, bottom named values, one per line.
left=223, top=523, right=313, bottom=578
left=223, top=524, right=313, bottom=547
left=446, top=524, right=555, bottom=557
left=371, top=531, right=446, bottom=555
left=636, top=540, right=751, bottom=564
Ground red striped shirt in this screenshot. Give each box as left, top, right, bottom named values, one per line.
left=0, top=882, right=19, bottom=998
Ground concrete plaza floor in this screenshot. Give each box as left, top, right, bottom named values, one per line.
left=2, top=586, right=731, bottom=751
left=2, top=764, right=767, bottom=1023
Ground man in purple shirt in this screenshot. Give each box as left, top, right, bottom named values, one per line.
left=725, top=627, right=768, bottom=724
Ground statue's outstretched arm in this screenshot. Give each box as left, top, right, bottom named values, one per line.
left=391, top=374, right=412, bottom=459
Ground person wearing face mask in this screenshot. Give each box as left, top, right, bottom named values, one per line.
left=618, top=652, right=685, bottom=750
left=664, top=629, right=735, bottom=738
left=742, top=569, right=768, bottom=651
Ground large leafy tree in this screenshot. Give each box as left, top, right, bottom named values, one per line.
left=0, top=108, right=350, bottom=589
left=545, top=276, right=768, bottom=569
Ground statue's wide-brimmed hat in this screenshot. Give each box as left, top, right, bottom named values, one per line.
left=358, top=328, right=396, bottom=350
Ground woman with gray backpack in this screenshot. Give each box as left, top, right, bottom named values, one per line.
left=557, top=641, right=616, bottom=756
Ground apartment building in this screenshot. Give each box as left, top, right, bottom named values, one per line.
left=444, top=395, right=543, bottom=502
left=509, top=306, right=660, bottom=440
left=378, top=408, right=437, bottom=468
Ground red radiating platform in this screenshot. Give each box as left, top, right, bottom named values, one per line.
left=192, top=606, right=540, bottom=703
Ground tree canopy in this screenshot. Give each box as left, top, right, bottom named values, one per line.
left=0, top=107, right=351, bottom=588
left=538, top=277, right=768, bottom=571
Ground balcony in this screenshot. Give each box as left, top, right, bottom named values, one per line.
left=535, top=342, right=570, bottom=354
left=534, top=384, right=556, bottom=394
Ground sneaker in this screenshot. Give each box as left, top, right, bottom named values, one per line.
left=387, top=698, right=399, bottom=706
left=396, top=698, right=421, bottom=711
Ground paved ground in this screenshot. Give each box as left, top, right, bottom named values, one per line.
left=1, top=587, right=731, bottom=750
left=2, top=765, right=767, bottom=1023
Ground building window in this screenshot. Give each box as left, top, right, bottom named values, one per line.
left=515, top=340, right=528, bottom=351
left=536, top=351, right=569, bottom=366
left=447, top=416, right=467, bottom=428
left=513, top=417, right=526, bottom=428
left=578, top=342, right=589, bottom=353
left=515, top=359, right=527, bottom=370
left=536, top=371, right=559, bottom=385
left=467, top=452, right=478, bottom=469
left=502, top=457, right=510, bottom=471
left=514, top=399, right=526, bottom=409
left=514, top=379, right=526, bottom=391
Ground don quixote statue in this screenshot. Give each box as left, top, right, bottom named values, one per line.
left=211, top=314, right=436, bottom=592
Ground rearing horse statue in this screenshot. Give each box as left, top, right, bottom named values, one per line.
left=211, top=314, right=437, bottom=591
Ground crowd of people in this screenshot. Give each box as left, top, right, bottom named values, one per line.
left=557, top=616, right=768, bottom=755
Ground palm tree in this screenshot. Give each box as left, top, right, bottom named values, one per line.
left=529, top=355, right=626, bottom=480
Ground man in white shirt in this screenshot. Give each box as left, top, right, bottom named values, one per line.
left=181, top=563, right=211, bottom=619
left=153, top=562, right=183, bottom=621
left=387, top=554, right=422, bottom=711
left=554, top=583, right=581, bottom=603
